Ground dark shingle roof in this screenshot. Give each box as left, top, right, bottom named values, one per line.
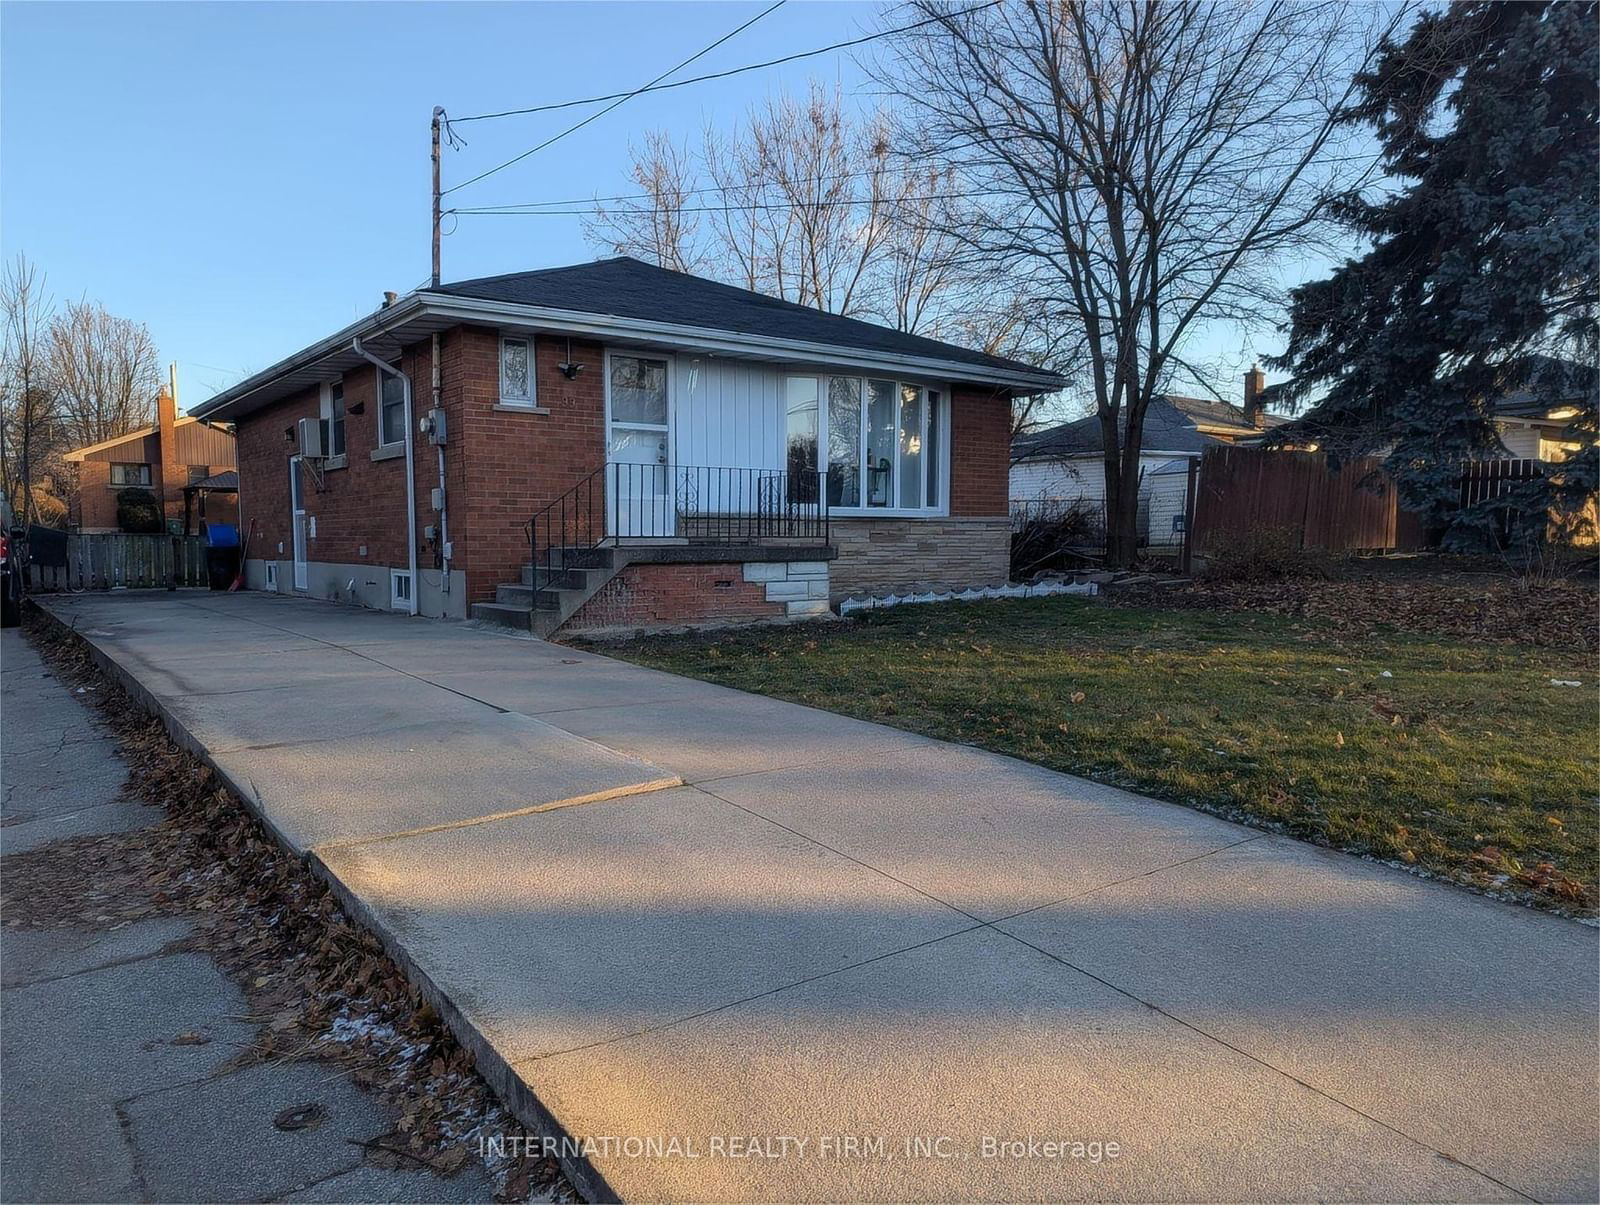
left=434, top=256, right=1055, bottom=383
left=1013, top=394, right=1282, bottom=459
left=184, top=470, right=238, bottom=492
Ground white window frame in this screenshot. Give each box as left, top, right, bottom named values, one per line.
left=319, top=379, right=347, bottom=467
left=389, top=569, right=413, bottom=611
left=783, top=372, right=951, bottom=519
left=498, top=334, right=537, bottom=409
left=109, top=462, right=153, bottom=487
left=377, top=364, right=407, bottom=448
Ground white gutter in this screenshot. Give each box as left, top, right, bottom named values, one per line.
left=191, top=294, right=1062, bottom=422
left=413, top=293, right=1066, bottom=393
left=352, top=338, right=418, bottom=616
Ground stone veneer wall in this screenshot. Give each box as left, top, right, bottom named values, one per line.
left=828, top=517, right=1011, bottom=596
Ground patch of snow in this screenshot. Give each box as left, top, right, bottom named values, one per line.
left=838, top=579, right=1095, bottom=616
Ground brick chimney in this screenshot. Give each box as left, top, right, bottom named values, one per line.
left=156, top=384, right=183, bottom=526
left=1243, top=364, right=1267, bottom=428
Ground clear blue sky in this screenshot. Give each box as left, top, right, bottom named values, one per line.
left=3, top=0, right=1319, bottom=414
left=2, top=0, right=882, bottom=404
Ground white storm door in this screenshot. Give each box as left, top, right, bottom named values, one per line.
left=606, top=352, right=673, bottom=538
left=289, top=456, right=308, bottom=590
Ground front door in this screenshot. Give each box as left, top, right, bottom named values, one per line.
left=289, top=456, right=308, bottom=590
left=605, top=352, right=673, bottom=538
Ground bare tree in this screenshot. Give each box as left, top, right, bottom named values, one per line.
left=880, top=0, right=1403, bottom=566
left=592, top=85, right=924, bottom=320
left=49, top=298, right=162, bottom=449
left=0, top=254, right=59, bottom=526
left=585, top=131, right=705, bottom=275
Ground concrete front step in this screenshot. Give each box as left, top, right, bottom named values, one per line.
left=520, top=547, right=618, bottom=585
left=469, top=602, right=537, bottom=632
left=483, top=549, right=630, bottom=637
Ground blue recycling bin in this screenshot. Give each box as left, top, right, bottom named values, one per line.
left=205, top=523, right=240, bottom=589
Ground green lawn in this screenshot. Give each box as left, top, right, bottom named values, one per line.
left=592, top=597, right=1598, bottom=913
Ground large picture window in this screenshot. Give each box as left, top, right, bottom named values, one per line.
left=785, top=377, right=819, bottom=501
left=787, top=373, right=948, bottom=514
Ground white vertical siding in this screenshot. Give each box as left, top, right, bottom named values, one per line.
left=1145, top=466, right=1191, bottom=547
left=672, top=355, right=784, bottom=470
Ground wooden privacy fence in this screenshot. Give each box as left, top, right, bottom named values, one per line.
left=1192, top=446, right=1427, bottom=555
left=1459, top=458, right=1542, bottom=508
left=26, top=532, right=208, bottom=592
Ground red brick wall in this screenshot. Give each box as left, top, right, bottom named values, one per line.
left=950, top=385, right=1012, bottom=518
left=564, top=563, right=783, bottom=632
left=75, top=461, right=116, bottom=531
left=234, top=326, right=608, bottom=606
left=236, top=360, right=417, bottom=574
left=456, top=330, right=607, bottom=602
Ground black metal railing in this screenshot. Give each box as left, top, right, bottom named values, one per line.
left=526, top=463, right=830, bottom=578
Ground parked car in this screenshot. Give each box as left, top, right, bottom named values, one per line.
left=1, top=497, right=21, bottom=627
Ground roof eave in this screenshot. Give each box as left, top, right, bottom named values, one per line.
left=191, top=294, right=1065, bottom=423
left=416, top=293, right=1065, bottom=392
left=189, top=296, right=434, bottom=421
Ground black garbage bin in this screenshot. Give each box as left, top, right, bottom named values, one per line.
left=205, top=522, right=241, bottom=591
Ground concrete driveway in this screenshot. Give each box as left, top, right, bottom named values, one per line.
left=32, top=591, right=1598, bottom=1202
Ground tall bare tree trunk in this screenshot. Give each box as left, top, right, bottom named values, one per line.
left=880, top=0, right=1403, bottom=569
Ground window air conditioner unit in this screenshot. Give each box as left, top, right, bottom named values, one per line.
left=296, top=416, right=327, bottom=459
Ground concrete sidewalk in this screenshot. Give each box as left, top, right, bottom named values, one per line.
left=33, top=591, right=1599, bottom=1202
left=0, top=627, right=497, bottom=1203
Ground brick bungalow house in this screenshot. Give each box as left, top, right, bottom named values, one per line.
left=188, top=257, right=1063, bottom=635
left=64, top=385, right=238, bottom=533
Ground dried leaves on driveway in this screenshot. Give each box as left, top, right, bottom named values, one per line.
left=4, top=617, right=569, bottom=1202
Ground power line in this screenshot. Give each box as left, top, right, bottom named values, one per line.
left=448, top=0, right=1001, bottom=125
left=451, top=192, right=998, bottom=217
left=453, top=167, right=909, bottom=212
left=443, top=1, right=786, bottom=197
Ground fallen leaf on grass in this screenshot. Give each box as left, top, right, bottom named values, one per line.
left=1069, top=691, right=1086, bottom=704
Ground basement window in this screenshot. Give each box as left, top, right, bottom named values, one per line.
left=390, top=569, right=412, bottom=611
left=499, top=336, right=536, bottom=408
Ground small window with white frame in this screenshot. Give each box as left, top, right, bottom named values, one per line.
left=499, top=335, right=535, bottom=407
left=378, top=367, right=407, bottom=446
left=320, top=379, right=347, bottom=461
left=390, top=569, right=412, bottom=611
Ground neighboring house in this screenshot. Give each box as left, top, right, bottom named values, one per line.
left=187, top=256, right=1063, bottom=634
left=1010, top=366, right=1285, bottom=548
left=64, top=385, right=238, bottom=534
left=1491, top=397, right=1586, bottom=463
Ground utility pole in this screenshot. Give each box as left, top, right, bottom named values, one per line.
left=431, top=107, right=445, bottom=288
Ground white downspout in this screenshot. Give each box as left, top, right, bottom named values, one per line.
left=352, top=338, right=418, bottom=616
